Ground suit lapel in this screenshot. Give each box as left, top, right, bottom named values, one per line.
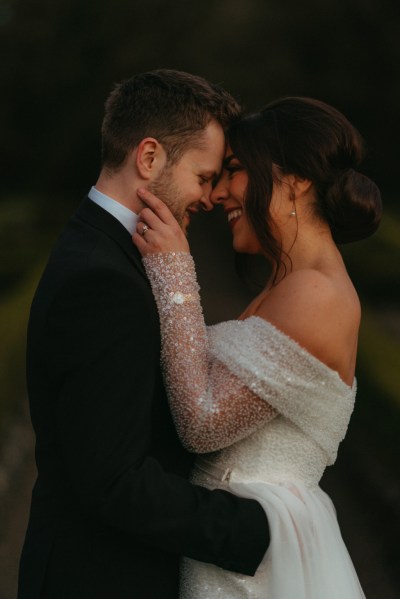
left=75, top=196, right=148, bottom=281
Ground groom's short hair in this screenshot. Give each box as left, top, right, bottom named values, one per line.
left=101, top=69, right=240, bottom=170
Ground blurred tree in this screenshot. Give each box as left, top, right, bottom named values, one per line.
left=0, top=0, right=399, bottom=202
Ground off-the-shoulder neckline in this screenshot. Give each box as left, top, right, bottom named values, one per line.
left=209, top=315, right=356, bottom=394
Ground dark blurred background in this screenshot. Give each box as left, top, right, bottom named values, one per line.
left=0, top=0, right=399, bottom=596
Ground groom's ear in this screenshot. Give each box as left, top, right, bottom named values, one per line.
left=135, top=138, right=167, bottom=180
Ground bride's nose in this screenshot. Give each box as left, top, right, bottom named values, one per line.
left=211, top=178, right=229, bottom=205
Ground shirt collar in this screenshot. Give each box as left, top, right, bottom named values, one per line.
left=88, top=186, right=139, bottom=235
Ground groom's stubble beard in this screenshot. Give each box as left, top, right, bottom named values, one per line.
left=148, top=163, right=186, bottom=230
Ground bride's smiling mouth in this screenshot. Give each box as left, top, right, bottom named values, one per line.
left=227, top=208, right=243, bottom=228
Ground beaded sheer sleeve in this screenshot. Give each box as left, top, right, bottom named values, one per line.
left=142, top=252, right=277, bottom=453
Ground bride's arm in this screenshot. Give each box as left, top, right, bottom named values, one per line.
left=133, top=190, right=276, bottom=454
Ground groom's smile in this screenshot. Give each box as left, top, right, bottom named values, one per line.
left=150, top=119, right=225, bottom=230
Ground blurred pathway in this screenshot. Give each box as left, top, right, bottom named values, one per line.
left=0, top=405, right=36, bottom=599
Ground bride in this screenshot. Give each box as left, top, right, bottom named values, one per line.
left=133, top=97, right=382, bottom=598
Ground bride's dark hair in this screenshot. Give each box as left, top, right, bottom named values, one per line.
left=228, top=97, right=382, bottom=282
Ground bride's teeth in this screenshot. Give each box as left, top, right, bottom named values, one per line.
left=227, top=209, right=242, bottom=222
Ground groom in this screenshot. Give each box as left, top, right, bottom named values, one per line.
left=18, top=69, right=269, bottom=599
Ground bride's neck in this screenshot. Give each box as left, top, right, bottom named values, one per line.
left=267, top=224, right=344, bottom=287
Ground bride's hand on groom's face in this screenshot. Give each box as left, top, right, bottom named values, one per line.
left=132, top=188, right=190, bottom=256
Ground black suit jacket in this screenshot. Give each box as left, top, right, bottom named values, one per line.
left=18, top=197, right=269, bottom=599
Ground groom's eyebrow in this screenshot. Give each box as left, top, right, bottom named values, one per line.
left=203, top=169, right=218, bottom=178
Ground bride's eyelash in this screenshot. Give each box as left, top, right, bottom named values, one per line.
left=226, top=164, right=242, bottom=176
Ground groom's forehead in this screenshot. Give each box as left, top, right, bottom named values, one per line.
left=180, top=122, right=225, bottom=165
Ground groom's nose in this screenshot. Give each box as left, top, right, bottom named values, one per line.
left=199, top=193, right=214, bottom=212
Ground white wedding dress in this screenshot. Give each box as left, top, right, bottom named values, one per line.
left=143, top=252, right=366, bottom=599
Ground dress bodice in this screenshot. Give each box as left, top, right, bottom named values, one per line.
left=195, top=416, right=327, bottom=489
left=193, top=317, right=356, bottom=488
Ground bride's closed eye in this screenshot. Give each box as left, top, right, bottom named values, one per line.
left=223, top=155, right=243, bottom=179
left=226, top=163, right=243, bottom=178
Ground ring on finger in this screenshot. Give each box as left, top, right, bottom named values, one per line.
left=141, top=224, right=149, bottom=236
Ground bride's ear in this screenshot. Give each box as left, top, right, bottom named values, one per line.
left=291, top=175, right=313, bottom=198
left=135, top=138, right=167, bottom=180
left=285, top=174, right=313, bottom=199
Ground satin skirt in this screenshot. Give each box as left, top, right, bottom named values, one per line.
left=180, top=475, right=366, bottom=598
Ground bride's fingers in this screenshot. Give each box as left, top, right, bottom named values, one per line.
left=132, top=231, right=149, bottom=254
left=137, top=187, right=177, bottom=225
left=133, top=221, right=157, bottom=253
left=134, top=189, right=190, bottom=255
left=136, top=220, right=151, bottom=236
left=139, top=207, right=168, bottom=232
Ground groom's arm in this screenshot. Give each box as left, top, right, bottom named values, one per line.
left=45, top=262, right=269, bottom=575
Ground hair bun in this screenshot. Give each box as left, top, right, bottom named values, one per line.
left=325, top=169, right=382, bottom=243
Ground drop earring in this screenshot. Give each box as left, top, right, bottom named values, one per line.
left=289, top=188, right=297, bottom=216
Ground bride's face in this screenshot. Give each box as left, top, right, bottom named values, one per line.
left=211, top=149, right=264, bottom=254
left=212, top=149, right=297, bottom=255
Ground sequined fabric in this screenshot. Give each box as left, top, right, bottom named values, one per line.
left=208, top=318, right=356, bottom=465
left=143, top=252, right=277, bottom=454
left=143, top=252, right=364, bottom=599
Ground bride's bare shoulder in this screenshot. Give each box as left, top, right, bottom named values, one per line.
left=259, top=268, right=359, bottom=316
left=254, top=269, right=361, bottom=369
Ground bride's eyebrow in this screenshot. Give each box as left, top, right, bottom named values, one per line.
left=223, top=154, right=236, bottom=169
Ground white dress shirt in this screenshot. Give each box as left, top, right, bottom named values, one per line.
left=88, top=186, right=139, bottom=235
